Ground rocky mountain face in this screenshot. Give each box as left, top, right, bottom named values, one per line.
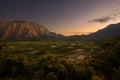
left=0, top=21, right=64, bottom=41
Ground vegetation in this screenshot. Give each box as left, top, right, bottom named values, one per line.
left=0, top=38, right=120, bottom=80
left=90, top=38, right=120, bottom=80
left=0, top=54, right=93, bottom=80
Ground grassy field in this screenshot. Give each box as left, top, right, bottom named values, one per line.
left=1, top=40, right=120, bottom=80
left=0, top=41, right=93, bottom=61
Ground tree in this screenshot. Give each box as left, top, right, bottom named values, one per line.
left=33, top=70, right=44, bottom=80
left=46, top=72, right=58, bottom=80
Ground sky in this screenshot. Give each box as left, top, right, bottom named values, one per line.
left=0, top=0, right=120, bottom=36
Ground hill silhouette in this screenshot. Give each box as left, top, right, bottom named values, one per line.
left=66, top=22, right=120, bottom=41
left=87, top=22, right=120, bottom=40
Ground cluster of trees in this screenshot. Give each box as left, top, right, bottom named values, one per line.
left=0, top=38, right=120, bottom=80
left=91, top=38, right=120, bottom=80
left=0, top=54, right=93, bottom=80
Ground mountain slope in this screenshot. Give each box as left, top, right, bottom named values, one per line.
left=66, top=22, right=120, bottom=41
left=87, top=23, right=120, bottom=40
left=0, top=21, right=64, bottom=41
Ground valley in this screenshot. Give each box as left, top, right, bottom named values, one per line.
left=0, top=21, right=120, bottom=80
left=0, top=41, right=92, bottom=62
left=1, top=38, right=120, bottom=80
left=1, top=0, right=120, bottom=79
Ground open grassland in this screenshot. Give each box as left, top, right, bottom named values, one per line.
left=0, top=41, right=93, bottom=61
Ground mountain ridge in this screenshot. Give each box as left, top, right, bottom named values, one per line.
left=1, top=21, right=120, bottom=41
left=0, top=21, right=64, bottom=41
left=66, top=22, right=120, bottom=41
left=86, top=22, right=120, bottom=40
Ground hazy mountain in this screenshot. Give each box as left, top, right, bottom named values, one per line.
left=66, top=22, right=120, bottom=41
left=87, top=22, right=120, bottom=40
left=0, top=21, right=64, bottom=41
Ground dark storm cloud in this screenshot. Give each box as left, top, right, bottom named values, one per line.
left=89, top=16, right=115, bottom=23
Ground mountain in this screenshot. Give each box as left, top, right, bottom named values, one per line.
left=87, top=22, right=120, bottom=40
left=66, top=22, right=120, bottom=41
left=1, top=21, right=120, bottom=41
left=0, top=21, right=64, bottom=41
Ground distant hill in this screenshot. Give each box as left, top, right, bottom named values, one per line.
left=87, top=22, right=120, bottom=40
left=0, top=21, right=64, bottom=41
left=66, top=22, right=120, bottom=41
left=1, top=21, right=120, bottom=41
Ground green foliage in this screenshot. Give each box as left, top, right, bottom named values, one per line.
left=1, top=39, right=120, bottom=80
left=0, top=54, right=93, bottom=80
left=46, top=72, right=58, bottom=80
left=90, top=38, right=120, bottom=80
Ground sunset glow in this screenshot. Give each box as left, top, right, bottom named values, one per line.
left=0, top=0, right=120, bottom=36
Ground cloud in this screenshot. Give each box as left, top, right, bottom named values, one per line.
left=89, top=16, right=115, bottom=23
left=112, top=13, right=120, bottom=17
left=89, top=9, right=120, bottom=23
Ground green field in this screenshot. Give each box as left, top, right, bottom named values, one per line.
left=0, top=41, right=93, bottom=60
left=0, top=39, right=120, bottom=80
